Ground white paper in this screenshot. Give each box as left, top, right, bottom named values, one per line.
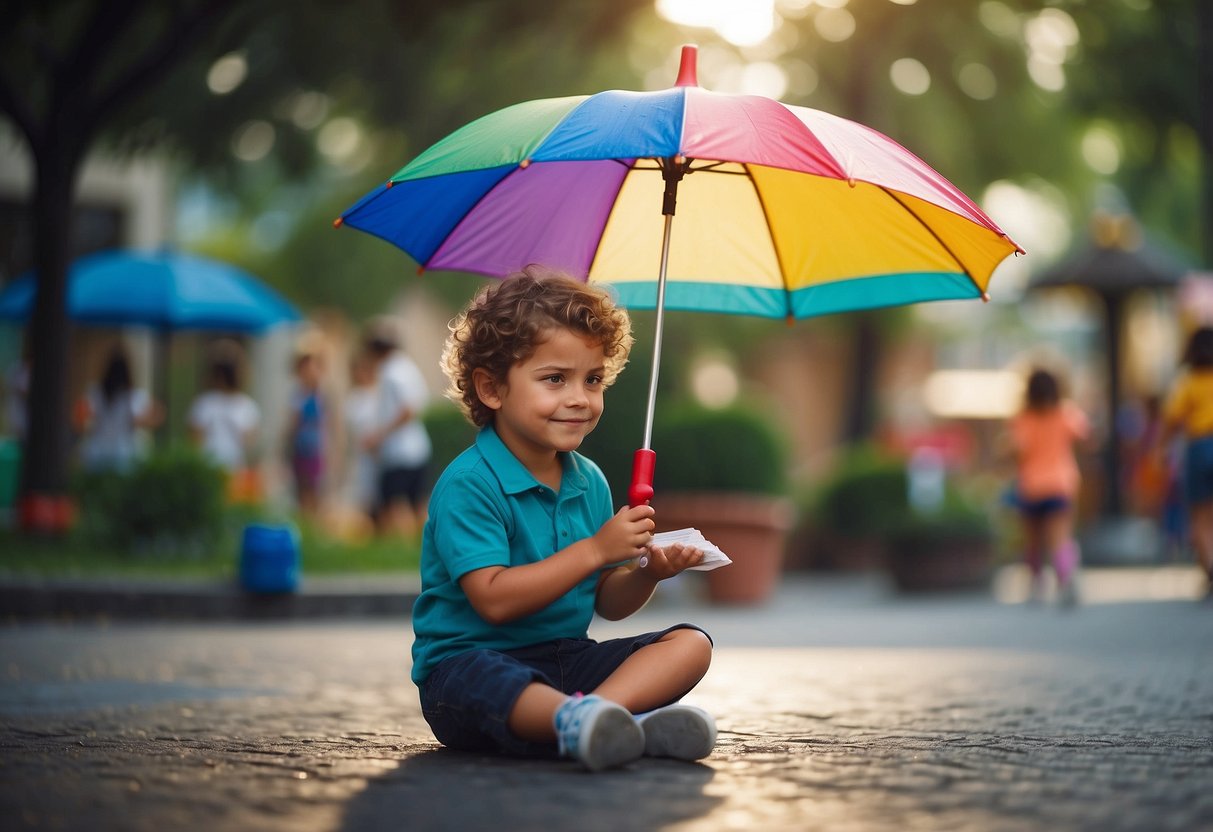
left=646, top=527, right=733, bottom=571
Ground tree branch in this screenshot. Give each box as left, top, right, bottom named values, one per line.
left=59, top=1, right=142, bottom=89
left=80, top=0, right=244, bottom=136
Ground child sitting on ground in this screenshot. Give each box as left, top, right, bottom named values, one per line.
left=411, top=266, right=716, bottom=771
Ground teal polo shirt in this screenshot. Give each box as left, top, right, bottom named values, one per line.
left=410, top=425, right=615, bottom=684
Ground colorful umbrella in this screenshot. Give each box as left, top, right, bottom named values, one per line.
left=337, top=45, right=1021, bottom=505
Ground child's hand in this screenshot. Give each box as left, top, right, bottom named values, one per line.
left=591, top=505, right=656, bottom=563
left=641, top=542, right=704, bottom=580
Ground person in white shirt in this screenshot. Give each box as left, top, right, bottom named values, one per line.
left=342, top=349, right=379, bottom=519
left=361, top=317, right=432, bottom=536
left=189, top=341, right=260, bottom=475
left=76, top=347, right=162, bottom=473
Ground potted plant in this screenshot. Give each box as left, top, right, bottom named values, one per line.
left=648, top=402, right=794, bottom=605
left=796, top=445, right=908, bottom=572
left=884, top=498, right=994, bottom=593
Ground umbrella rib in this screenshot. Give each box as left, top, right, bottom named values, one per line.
left=406, top=162, right=558, bottom=275
left=741, top=163, right=794, bottom=319
left=878, top=187, right=978, bottom=290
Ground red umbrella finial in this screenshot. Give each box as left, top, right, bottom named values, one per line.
left=674, top=44, right=699, bottom=87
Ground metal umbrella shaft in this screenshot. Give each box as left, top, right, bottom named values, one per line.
left=628, top=156, right=687, bottom=507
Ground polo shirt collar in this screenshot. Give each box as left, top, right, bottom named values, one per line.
left=476, top=425, right=589, bottom=497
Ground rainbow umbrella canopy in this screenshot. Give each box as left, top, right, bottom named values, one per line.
left=338, top=45, right=1021, bottom=504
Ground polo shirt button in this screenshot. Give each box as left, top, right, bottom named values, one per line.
left=561, top=530, right=569, bottom=537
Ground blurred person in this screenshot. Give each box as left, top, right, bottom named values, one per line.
left=1128, top=394, right=1186, bottom=559
left=189, top=340, right=261, bottom=499
left=341, top=348, right=379, bottom=522
left=1006, top=367, right=1091, bottom=606
left=3, top=346, right=29, bottom=440
left=1159, top=326, right=1213, bottom=595
left=75, top=346, right=163, bottom=473
left=361, top=317, right=432, bottom=537
left=285, top=345, right=332, bottom=520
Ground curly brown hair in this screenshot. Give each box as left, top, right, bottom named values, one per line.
left=441, top=265, right=634, bottom=427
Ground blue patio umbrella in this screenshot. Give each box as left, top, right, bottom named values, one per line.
left=0, top=249, right=301, bottom=447
left=0, top=249, right=300, bottom=332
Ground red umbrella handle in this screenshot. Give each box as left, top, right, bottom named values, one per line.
left=629, top=448, right=656, bottom=507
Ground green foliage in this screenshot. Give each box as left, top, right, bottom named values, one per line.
left=809, top=445, right=910, bottom=539
left=885, top=500, right=994, bottom=551
left=0, top=521, right=421, bottom=578
left=648, top=401, right=790, bottom=496
left=422, top=403, right=478, bottom=480
left=809, top=445, right=994, bottom=549
left=295, top=523, right=421, bottom=574
left=72, top=447, right=227, bottom=555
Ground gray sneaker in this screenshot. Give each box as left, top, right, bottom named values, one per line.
left=554, top=694, right=644, bottom=771
left=636, top=704, right=717, bottom=761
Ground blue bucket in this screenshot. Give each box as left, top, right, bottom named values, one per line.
left=239, top=523, right=301, bottom=593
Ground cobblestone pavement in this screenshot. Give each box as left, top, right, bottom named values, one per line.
left=1, top=570, right=1211, bottom=832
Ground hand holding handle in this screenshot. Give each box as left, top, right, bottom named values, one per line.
left=628, top=448, right=655, bottom=508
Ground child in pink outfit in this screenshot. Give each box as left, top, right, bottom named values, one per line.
left=1008, top=368, right=1091, bottom=604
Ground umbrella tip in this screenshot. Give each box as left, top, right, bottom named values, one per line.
left=332, top=216, right=344, bottom=229
left=981, top=291, right=991, bottom=303
left=674, top=44, right=699, bottom=87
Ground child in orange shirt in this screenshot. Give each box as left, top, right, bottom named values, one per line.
left=1009, top=368, right=1091, bottom=605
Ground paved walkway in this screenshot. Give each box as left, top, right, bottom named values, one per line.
left=1, top=568, right=1211, bottom=831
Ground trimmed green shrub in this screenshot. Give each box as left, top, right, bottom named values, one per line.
left=809, top=444, right=994, bottom=545
left=809, top=444, right=909, bottom=539
left=73, top=447, right=226, bottom=556
left=886, top=499, right=993, bottom=549
left=649, top=401, right=790, bottom=496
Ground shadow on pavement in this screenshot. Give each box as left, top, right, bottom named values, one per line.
left=339, top=746, right=721, bottom=831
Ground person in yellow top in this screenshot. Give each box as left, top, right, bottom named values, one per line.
left=1160, top=326, right=1213, bottom=593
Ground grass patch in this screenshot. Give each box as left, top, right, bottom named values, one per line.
left=0, top=518, right=421, bottom=581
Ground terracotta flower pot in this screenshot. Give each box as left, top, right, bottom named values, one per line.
left=886, top=534, right=993, bottom=593
left=653, top=492, right=795, bottom=605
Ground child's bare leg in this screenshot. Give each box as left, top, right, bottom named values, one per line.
left=1021, top=515, right=1044, bottom=578
left=1043, top=509, right=1077, bottom=585
left=593, top=629, right=713, bottom=713
left=506, top=682, right=566, bottom=742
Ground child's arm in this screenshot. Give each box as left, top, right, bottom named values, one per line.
left=594, top=542, right=704, bottom=621
left=458, top=504, right=656, bottom=626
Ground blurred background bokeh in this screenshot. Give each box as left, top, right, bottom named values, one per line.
left=0, top=0, right=1208, bottom=592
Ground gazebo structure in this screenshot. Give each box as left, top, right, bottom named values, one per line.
left=1030, top=212, right=1191, bottom=517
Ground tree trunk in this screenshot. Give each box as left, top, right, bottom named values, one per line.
left=842, top=311, right=880, bottom=443
left=19, top=146, right=81, bottom=532
left=838, top=31, right=885, bottom=448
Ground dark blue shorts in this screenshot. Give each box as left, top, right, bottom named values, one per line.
left=1183, top=435, right=1213, bottom=504
left=378, top=464, right=427, bottom=510
left=418, top=623, right=711, bottom=757
left=1016, top=495, right=1070, bottom=518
